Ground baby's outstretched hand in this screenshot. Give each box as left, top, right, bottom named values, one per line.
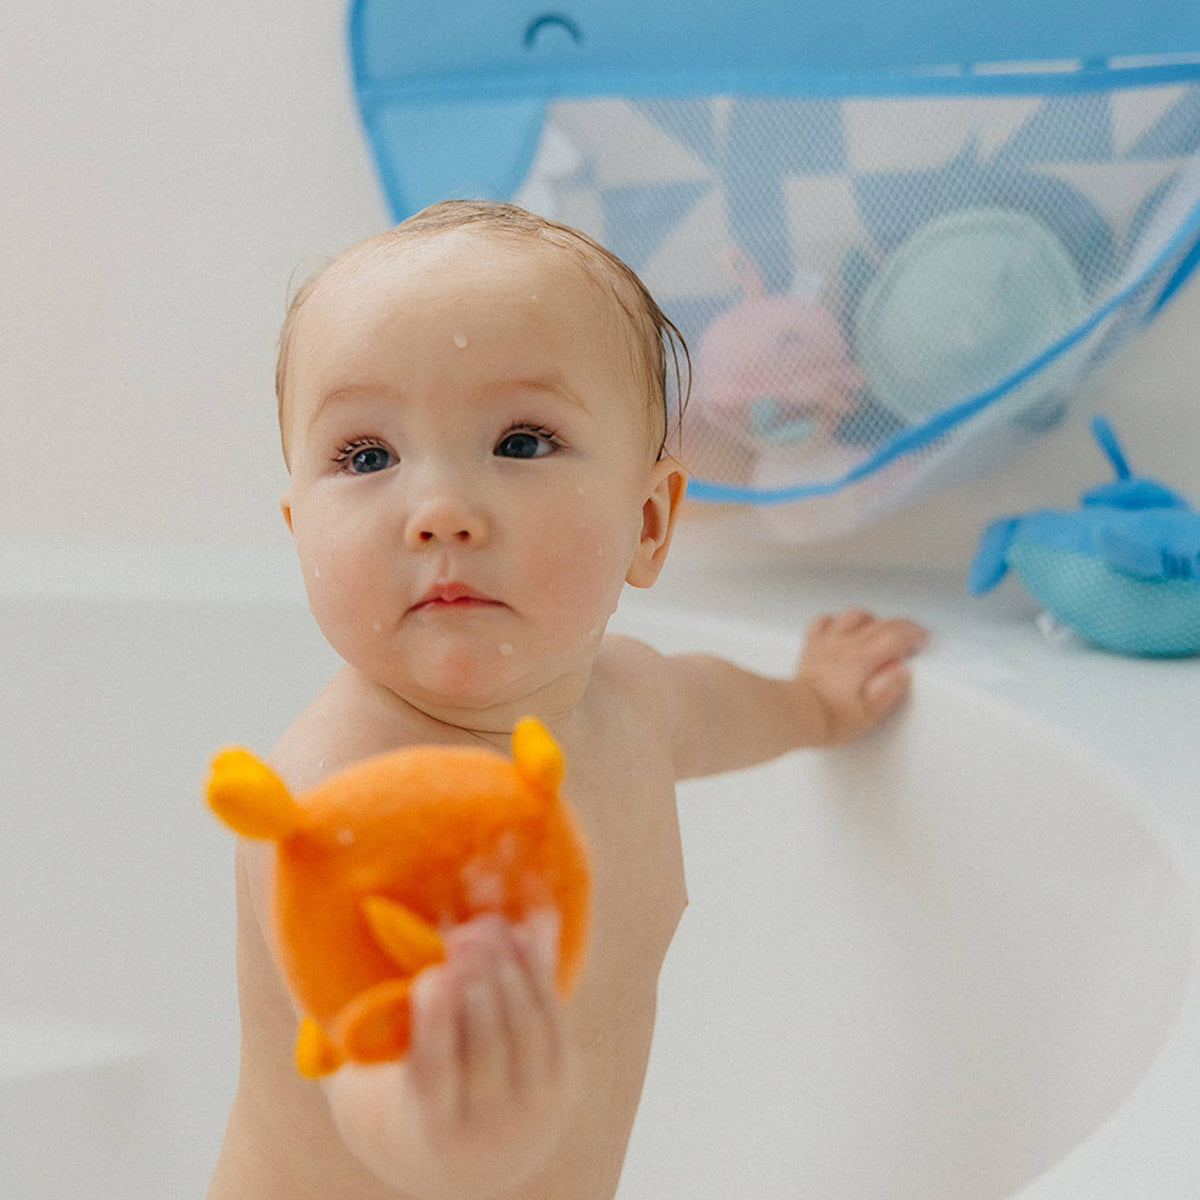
left=795, top=608, right=929, bottom=745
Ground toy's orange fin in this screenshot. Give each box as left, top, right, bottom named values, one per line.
left=206, top=747, right=303, bottom=841
left=295, top=1016, right=344, bottom=1078
left=337, top=978, right=414, bottom=1064
left=512, top=716, right=563, bottom=796
left=361, top=896, right=446, bottom=973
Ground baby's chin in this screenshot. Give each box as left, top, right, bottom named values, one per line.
left=367, top=643, right=597, bottom=730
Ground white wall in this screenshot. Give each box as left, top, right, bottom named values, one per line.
left=4, top=0, right=1198, bottom=570
left=3, top=0, right=386, bottom=551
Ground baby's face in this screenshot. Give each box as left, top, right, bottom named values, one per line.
left=280, top=231, right=680, bottom=721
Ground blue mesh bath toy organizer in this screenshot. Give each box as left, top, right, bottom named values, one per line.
left=348, top=0, right=1200, bottom=542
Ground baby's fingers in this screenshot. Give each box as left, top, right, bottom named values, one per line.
left=860, top=622, right=925, bottom=709
left=458, top=947, right=512, bottom=1120
left=865, top=617, right=929, bottom=658
left=494, top=916, right=565, bottom=1095
left=408, top=964, right=461, bottom=1126
left=444, top=915, right=565, bottom=1119
left=863, top=659, right=913, bottom=715
left=810, top=608, right=874, bottom=639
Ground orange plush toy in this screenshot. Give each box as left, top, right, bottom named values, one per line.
left=205, top=717, right=591, bottom=1079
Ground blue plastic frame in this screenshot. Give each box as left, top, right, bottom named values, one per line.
left=348, top=0, right=1200, bottom=84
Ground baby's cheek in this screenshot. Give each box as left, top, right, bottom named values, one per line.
left=525, top=515, right=631, bottom=625
left=302, top=574, right=362, bottom=657
left=294, top=525, right=379, bottom=646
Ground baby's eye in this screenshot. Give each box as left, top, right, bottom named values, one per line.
left=494, top=425, right=559, bottom=459
left=332, top=439, right=395, bottom=474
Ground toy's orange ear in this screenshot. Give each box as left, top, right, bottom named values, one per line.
left=512, top=717, right=563, bottom=796
left=206, top=747, right=303, bottom=841
left=295, top=1017, right=344, bottom=1079
left=360, top=896, right=446, bottom=973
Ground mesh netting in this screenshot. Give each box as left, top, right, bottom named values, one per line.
left=508, top=82, right=1200, bottom=541
left=1008, top=542, right=1200, bottom=656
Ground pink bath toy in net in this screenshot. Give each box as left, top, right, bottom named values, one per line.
left=691, top=247, right=865, bottom=457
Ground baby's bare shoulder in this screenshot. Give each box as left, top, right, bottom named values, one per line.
left=597, top=632, right=672, bottom=687
left=268, top=666, right=424, bottom=792
left=594, top=633, right=680, bottom=732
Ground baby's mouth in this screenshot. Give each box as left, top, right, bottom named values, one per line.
left=413, top=596, right=504, bottom=612
left=409, top=583, right=504, bottom=613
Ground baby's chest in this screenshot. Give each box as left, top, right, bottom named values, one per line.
left=569, top=754, right=687, bottom=980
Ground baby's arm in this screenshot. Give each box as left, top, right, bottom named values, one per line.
left=324, top=912, right=580, bottom=1200
left=657, top=608, right=928, bottom=780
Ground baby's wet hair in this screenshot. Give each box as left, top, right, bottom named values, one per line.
left=275, top=200, right=690, bottom=471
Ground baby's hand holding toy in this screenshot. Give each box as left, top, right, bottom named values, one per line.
left=204, top=717, right=591, bottom=1080
left=397, top=907, right=582, bottom=1185
left=795, top=608, right=929, bottom=744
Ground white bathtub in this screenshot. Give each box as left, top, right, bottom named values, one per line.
left=2, top=545, right=1197, bottom=1199
left=611, top=609, right=1194, bottom=1200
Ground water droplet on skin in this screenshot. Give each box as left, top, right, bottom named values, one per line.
left=313, top=564, right=320, bottom=579
left=372, top=621, right=382, bottom=633
left=337, top=827, right=355, bottom=845
left=453, top=331, right=468, bottom=348
left=530, top=293, right=539, bottom=302
left=499, top=642, right=514, bottom=656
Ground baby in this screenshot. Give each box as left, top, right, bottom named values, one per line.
left=206, top=200, right=928, bottom=1200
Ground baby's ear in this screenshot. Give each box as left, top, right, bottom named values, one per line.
left=626, top=460, right=687, bottom=588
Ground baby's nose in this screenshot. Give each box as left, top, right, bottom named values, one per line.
left=404, top=490, right=489, bottom=548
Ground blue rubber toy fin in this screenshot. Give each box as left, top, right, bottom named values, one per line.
left=1083, top=478, right=1190, bottom=509
left=968, top=516, right=1020, bottom=594
left=1090, top=414, right=1130, bottom=480
left=1100, top=523, right=1200, bottom=580
left=1082, top=416, right=1190, bottom=510
left=1098, top=528, right=1171, bottom=579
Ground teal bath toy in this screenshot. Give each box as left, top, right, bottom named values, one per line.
left=969, top=416, right=1200, bottom=657
left=855, top=207, right=1089, bottom=428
